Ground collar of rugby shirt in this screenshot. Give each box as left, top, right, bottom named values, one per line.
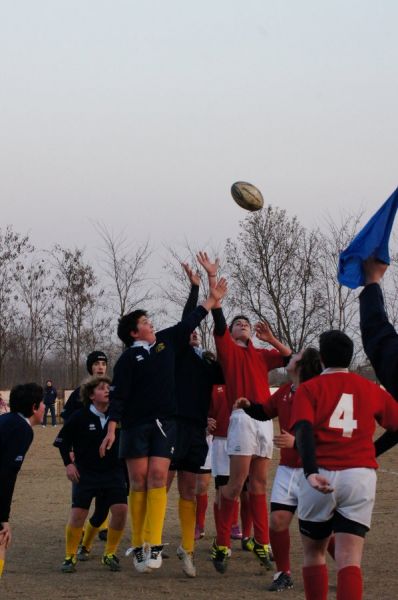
left=17, top=413, right=32, bottom=426
left=321, top=368, right=349, bottom=375
left=193, top=346, right=204, bottom=359
left=132, top=340, right=156, bottom=353
left=89, top=404, right=109, bottom=429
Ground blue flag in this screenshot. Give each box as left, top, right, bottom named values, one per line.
left=338, top=188, right=398, bottom=289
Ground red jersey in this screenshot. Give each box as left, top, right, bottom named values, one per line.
left=264, top=383, right=300, bottom=468
left=215, top=329, right=285, bottom=413
left=290, top=369, right=398, bottom=470
left=209, top=384, right=230, bottom=437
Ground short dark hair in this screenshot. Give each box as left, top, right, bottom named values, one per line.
left=297, top=347, right=323, bottom=383
left=117, top=310, right=147, bottom=346
left=80, top=376, right=111, bottom=407
left=319, top=330, right=354, bottom=368
left=9, top=383, right=43, bottom=417
left=229, top=315, right=251, bottom=332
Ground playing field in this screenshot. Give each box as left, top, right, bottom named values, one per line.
left=2, top=426, right=397, bottom=600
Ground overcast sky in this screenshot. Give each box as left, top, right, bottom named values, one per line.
left=1, top=1, right=397, bottom=266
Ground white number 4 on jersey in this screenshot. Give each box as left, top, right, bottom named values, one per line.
left=329, top=393, right=358, bottom=438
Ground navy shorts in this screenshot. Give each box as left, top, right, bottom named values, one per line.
left=72, top=484, right=127, bottom=511
left=119, top=418, right=176, bottom=459
left=169, top=420, right=208, bottom=474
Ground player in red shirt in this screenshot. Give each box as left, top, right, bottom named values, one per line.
left=197, top=252, right=291, bottom=574
left=236, top=347, right=323, bottom=591
left=290, top=330, right=398, bottom=600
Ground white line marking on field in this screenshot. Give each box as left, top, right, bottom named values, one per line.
left=379, top=468, right=398, bottom=476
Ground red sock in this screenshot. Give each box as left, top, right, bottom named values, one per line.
left=249, top=493, right=269, bottom=544
left=327, top=535, right=335, bottom=560
left=232, top=499, right=239, bottom=527
left=269, top=528, right=290, bottom=573
left=337, top=566, right=362, bottom=600
left=213, top=501, right=219, bottom=531
left=195, top=493, right=208, bottom=530
left=302, top=565, right=328, bottom=600
left=240, top=492, right=252, bottom=538
left=216, top=495, right=235, bottom=547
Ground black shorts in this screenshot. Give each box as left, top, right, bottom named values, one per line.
left=72, top=484, right=127, bottom=511
left=299, top=511, right=369, bottom=540
left=169, top=421, right=208, bottom=474
left=119, top=418, right=176, bottom=459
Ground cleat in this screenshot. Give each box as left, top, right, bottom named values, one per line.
left=176, top=545, right=196, bottom=578
left=98, top=529, right=108, bottom=542
left=210, top=539, right=230, bottom=574
left=231, top=525, right=243, bottom=540
left=241, top=536, right=251, bottom=551
left=246, top=538, right=273, bottom=570
left=102, top=553, right=121, bottom=571
left=126, top=546, right=150, bottom=573
left=267, top=571, right=294, bottom=592
left=146, top=544, right=163, bottom=570
left=195, top=525, right=205, bottom=540
left=61, top=555, right=77, bottom=573
left=77, top=545, right=90, bottom=561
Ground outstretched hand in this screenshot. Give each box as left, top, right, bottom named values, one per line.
left=197, top=251, right=220, bottom=277
left=255, top=321, right=274, bottom=343
left=363, top=256, right=388, bottom=285
left=181, top=262, right=201, bottom=286
left=210, top=277, right=228, bottom=303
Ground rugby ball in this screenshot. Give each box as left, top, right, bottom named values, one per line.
left=231, top=181, right=264, bottom=212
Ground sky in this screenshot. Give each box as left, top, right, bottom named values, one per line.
left=1, top=0, right=397, bottom=268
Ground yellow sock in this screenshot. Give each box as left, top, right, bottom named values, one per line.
left=82, top=521, right=99, bottom=551
left=105, top=527, right=123, bottom=555
left=143, top=514, right=150, bottom=544
left=0, top=558, right=4, bottom=578
left=146, top=487, right=167, bottom=546
left=99, top=515, right=109, bottom=531
left=65, top=524, right=84, bottom=557
left=179, top=498, right=196, bottom=553
left=129, top=490, right=147, bottom=547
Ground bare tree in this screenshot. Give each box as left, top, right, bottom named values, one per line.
left=318, top=211, right=363, bottom=333
left=52, top=245, right=104, bottom=387
left=14, top=257, right=57, bottom=381
left=225, top=206, right=325, bottom=351
left=0, top=227, right=32, bottom=385
left=95, top=223, right=152, bottom=319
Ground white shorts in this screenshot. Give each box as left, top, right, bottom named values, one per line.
left=270, top=465, right=303, bottom=508
left=200, top=435, right=213, bottom=471
left=298, top=467, right=377, bottom=529
left=226, top=409, right=273, bottom=458
left=211, top=437, right=229, bottom=477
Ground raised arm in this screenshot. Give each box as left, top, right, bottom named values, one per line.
left=255, top=321, right=291, bottom=358
left=360, top=258, right=398, bottom=400
left=181, top=263, right=200, bottom=318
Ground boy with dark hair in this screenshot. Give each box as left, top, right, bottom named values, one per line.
left=0, top=383, right=44, bottom=578
left=54, top=376, right=127, bottom=573
left=291, top=330, right=398, bottom=600
left=100, top=277, right=227, bottom=573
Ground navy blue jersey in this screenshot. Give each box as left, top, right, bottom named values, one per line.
left=0, top=413, right=33, bottom=522
left=109, top=305, right=208, bottom=428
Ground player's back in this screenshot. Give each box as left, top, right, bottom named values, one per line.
left=292, top=370, right=398, bottom=470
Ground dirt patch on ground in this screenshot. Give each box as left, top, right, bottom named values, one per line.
left=2, top=425, right=398, bottom=600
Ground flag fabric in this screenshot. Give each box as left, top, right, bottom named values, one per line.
left=338, top=188, right=398, bottom=289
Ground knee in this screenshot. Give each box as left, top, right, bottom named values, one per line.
left=131, top=473, right=147, bottom=491
left=270, top=511, right=291, bottom=532
left=148, top=468, right=168, bottom=489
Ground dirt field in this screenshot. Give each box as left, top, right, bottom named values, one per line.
left=2, top=425, right=398, bottom=600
